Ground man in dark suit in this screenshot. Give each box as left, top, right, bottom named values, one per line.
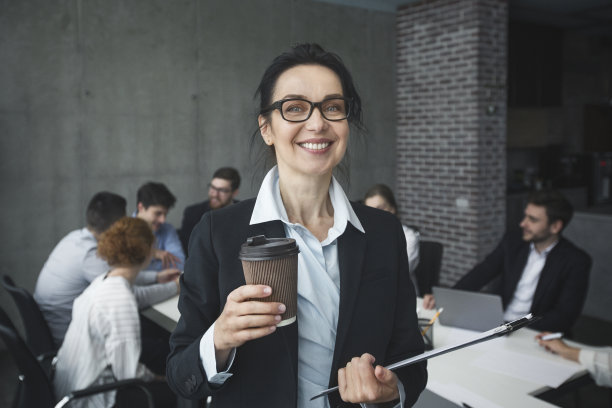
left=454, top=189, right=591, bottom=333
left=178, top=167, right=240, bottom=254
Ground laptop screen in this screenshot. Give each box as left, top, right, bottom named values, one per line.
left=432, top=286, right=504, bottom=332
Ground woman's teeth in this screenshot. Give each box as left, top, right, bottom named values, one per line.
left=301, top=142, right=330, bottom=150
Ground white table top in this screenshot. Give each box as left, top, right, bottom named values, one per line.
left=415, top=298, right=586, bottom=408
left=143, top=295, right=588, bottom=407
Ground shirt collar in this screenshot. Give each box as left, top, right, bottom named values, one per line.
left=529, top=239, right=558, bottom=256
left=250, top=166, right=364, bottom=234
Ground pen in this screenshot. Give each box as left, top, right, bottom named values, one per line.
left=421, top=307, right=443, bottom=336
left=541, top=332, right=563, bottom=341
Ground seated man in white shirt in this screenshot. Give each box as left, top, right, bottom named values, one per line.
left=426, top=189, right=591, bottom=334
left=34, top=192, right=180, bottom=354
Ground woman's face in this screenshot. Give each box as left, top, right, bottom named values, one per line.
left=259, top=64, right=349, bottom=179
left=364, top=195, right=396, bottom=214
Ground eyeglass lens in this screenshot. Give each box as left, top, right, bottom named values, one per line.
left=209, top=184, right=231, bottom=194
left=281, top=98, right=348, bottom=122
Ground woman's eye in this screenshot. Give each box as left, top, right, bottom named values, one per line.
left=286, top=105, right=303, bottom=112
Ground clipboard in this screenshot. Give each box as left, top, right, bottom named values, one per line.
left=310, top=313, right=540, bottom=401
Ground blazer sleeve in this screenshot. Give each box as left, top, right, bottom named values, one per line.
left=454, top=233, right=508, bottom=291
left=529, top=248, right=591, bottom=333
left=179, top=205, right=198, bottom=254
left=166, top=212, right=222, bottom=399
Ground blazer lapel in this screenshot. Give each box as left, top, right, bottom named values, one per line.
left=329, top=223, right=366, bottom=383
left=532, top=239, right=565, bottom=310
left=506, top=242, right=530, bottom=304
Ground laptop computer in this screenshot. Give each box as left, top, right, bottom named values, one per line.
left=432, top=286, right=504, bottom=332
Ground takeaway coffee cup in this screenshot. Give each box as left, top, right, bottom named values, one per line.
left=239, top=235, right=300, bottom=326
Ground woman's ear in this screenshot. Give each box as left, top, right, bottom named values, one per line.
left=258, top=115, right=272, bottom=145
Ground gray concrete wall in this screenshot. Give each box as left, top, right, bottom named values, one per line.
left=0, top=0, right=397, bottom=329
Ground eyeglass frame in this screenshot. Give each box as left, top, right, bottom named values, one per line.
left=262, top=97, right=352, bottom=123
left=208, top=183, right=233, bottom=195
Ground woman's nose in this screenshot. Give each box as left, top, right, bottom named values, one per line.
left=305, top=106, right=327, bottom=131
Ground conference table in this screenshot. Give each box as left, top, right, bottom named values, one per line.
left=142, top=295, right=589, bottom=408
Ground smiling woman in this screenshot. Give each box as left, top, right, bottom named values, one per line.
left=166, top=43, right=427, bottom=408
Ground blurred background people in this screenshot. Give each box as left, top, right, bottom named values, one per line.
left=34, top=192, right=179, bottom=347
left=135, top=181, right=185, bottom=270
left=53, top=217, right=176, bottom=407
left=364, top=184, right=421, bottom=290
left=179, top=167, right=241, bottom=254
left=425, top=189, right=591, bottom=335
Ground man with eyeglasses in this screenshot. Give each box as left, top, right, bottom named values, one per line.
left=179, top=167, right=241, bottom=254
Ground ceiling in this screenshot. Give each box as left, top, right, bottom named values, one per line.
left=314, top=0, right=612, bottom=32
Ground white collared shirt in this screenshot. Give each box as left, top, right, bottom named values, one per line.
left=504, top=241, right=558, bottom=322
left=252, top=166, right=363, bottom=408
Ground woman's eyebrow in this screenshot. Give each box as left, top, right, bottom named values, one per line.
left=280, top=93, right=344, bottom=100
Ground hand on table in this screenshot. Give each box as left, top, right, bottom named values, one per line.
left=338, top=353, right=399, bottom=404
left=422, top=294, right=436, bottom=310
left=536, top=332, right=580, bottom=363
left=154, top=249, right=181, bottom=268
left=156, top=268, right=181, bottom=283
left=214, top=285, right=285, bottom=369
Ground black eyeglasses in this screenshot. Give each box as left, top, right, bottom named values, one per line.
left=208, top=183, right=232, bottom=194
left=264, top=97, right=351, bottom=123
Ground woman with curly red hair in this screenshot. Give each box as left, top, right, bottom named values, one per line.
left=53, top=217, right=176, bottom=407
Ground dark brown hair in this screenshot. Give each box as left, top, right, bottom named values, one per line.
left=364, top=184, right=398, bottom=213
left=527, top=188, right=573, bottom=231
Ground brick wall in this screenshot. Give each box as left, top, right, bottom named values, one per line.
left=396, top=0, right=507, bottom=285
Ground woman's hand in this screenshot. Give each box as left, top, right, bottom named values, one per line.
left=536, top=333, right=580, bottom=363
left=338, top=353, right=399, bottom=404
left=214, top=285, right=285, bottom=367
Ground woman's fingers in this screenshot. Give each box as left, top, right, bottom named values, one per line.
left=215, top=285, right=285, bottom=351
left=227, top=284, right=273, bottom=302
left=338, top=353, right=399, bottom=404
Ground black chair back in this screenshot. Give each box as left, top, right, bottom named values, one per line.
left=0, top=306, right=56, bottom=408
left=1, top=275, right=56, bottom=357
left=414, top=241, right=444, bottom=296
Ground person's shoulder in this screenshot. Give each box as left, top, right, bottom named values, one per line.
left=556, top=236, right=592, bottom=264
left=158, top=222, right=179, bottom=236
left=209, top=198, right=256, bottom=219
left=60, top=228, right=89, bottom=243
left=94, top=277, right=136, bottom=305
left=184, top=200, right=210, bottom=215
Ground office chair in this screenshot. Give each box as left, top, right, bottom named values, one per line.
left=1, top=275, right=56, bottom=359
left=413, top=241, right=443, bottom=296
left=0, top=305, right=154, bottom=408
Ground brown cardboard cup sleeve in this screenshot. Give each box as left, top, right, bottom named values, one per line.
left=239, top=235, right=299, bottom=326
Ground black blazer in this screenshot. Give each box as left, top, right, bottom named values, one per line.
left=167, top=199, right=427, bottom=407
left=454, top=229, right=591, bottom=333
left=178, top=200, right=212, bottom=254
